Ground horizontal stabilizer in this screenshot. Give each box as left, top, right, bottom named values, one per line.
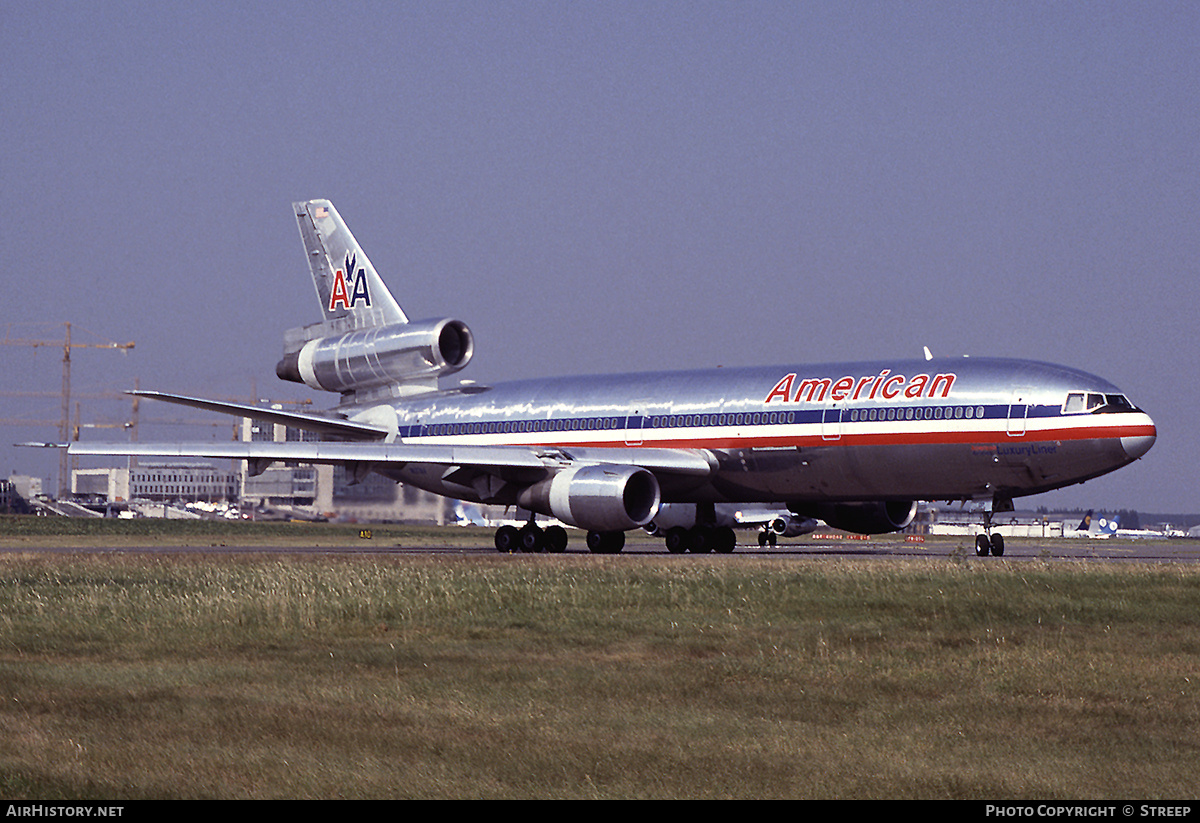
left=128, top=391, right=391, bottom=440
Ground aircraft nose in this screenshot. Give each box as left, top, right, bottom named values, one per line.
left=1121, top=417, right=1156, bottom=460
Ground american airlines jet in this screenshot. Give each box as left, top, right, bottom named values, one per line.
left=67, top=200, right=1157, bottom=556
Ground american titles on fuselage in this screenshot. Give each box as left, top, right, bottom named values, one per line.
left=327, top=253, right=372, bottom=312
left=764, top=369, right=957, bottom=405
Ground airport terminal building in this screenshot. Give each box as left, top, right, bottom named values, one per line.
left=73, top=463, right=239, bottom=503
left=68, top=416, right=452, bottom=523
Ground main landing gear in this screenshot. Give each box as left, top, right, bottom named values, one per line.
left=494, top=522, right=625, bottom=554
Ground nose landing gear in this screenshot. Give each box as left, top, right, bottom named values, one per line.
left=974, top=506, right=1006, bottom=557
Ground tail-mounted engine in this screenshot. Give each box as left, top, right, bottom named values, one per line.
left=276, top=318, right=474, bottom=397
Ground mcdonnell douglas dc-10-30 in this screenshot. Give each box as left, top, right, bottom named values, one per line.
left=63, top=200, right=1156, bottom=555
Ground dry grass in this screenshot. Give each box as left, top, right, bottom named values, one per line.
left=0, top=550, right=1197, bottom=798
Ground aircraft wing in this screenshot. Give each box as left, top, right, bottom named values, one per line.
left=66, top=440, right=716, bottom=481
left=125, top=391, right=393, bottom=440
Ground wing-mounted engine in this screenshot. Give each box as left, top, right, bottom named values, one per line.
left=276, top=317, right=474, bottom=399
left=769, top=514, right=819, bottom=538
left=790, top=500, right=917, bottom=535
left=516, top=464, right=661, bottom=532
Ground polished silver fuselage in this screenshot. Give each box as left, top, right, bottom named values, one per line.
left=373, top=356, right=1156, bottom=507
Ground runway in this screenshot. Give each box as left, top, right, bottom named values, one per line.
left=4, top=532, right=1196, bottom=561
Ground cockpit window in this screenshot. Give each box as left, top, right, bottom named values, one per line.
left=1103, top=394, right=1135, bottom=412
left=1063, top=391, right=1138, bottom=414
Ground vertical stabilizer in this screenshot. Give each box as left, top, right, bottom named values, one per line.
left=294, top=199, right=407, bottom=329
left=279, top=200, right=474, bottom=401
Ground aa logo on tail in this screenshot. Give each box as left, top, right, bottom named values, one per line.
left=328, top=254, right=372, bottom=312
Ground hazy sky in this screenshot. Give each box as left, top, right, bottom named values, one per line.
left=3, top=1, right=1197, bottom=513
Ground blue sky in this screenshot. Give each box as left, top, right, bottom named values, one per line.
left=3, top=1, right=1197, bottom=513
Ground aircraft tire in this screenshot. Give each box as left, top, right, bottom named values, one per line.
left=975, top=534, right=991, bottom=556
left=519, top=523, right=544, bottom=553
left=989, top=533, right=1005, bottom=557
left=713, top=526, right=737, bottom=554
left=545, top=525, right=568, bottom=553
left=665, top=527, right=691, bottom=554
left=688, top=527, right=714, bottom=553
left=495, top=525, right=520, bottom=553
left=587, top=530, right=625, bottom=554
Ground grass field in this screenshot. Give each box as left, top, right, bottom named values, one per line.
left=0, top=518, right=1197, bottom=799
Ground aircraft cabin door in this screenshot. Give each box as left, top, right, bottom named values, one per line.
left=822, top=403, right=843, bottom=441
left=1006, top=389, right=1030, bottom=437
left=625, top=402, right=649, bottom=446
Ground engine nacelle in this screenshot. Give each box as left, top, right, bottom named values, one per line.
left=790, top=500, right=917, bottom=535
left=769, top=514, right=819, bottom=538
left=276, top=318, right=473, bottom=394
left=517, top=464, right=661, bottom=532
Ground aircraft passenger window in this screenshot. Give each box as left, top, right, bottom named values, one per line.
left=965, top=407, right=974, bottom=419
left=976, top=406, right=985, bottom=418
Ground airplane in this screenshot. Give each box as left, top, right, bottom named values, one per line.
left=645, top=503, right=819, bottom=551
left=1067, top=510, right=1122, bottom=538
left=60, top=199, right=1157, bottom=556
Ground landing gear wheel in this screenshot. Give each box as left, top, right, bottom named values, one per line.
left=518, top=523, right=544, bottom=553
left=713, top=526, right=737, bottom=554
left=688, top=527, right=714, bottom=553
left=587, top=530, right=625, bottom=554
left=544, top=525, right=568, bottom=553
left=975, top=533, right=991, bottom=557
left=665, top=527, right=691, bottom=554
left=495, top=525, right=520, bottom=553
left=989, top=533, right=1005, bottom=557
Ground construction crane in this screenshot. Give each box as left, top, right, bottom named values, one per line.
left=1, top=322, right=135, bottom=497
